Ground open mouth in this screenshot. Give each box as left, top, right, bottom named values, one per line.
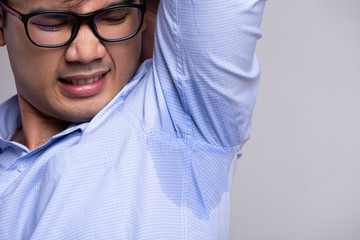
left=58, top=71, right=109, bottom=97
left=60, top=71, right=108, bottom=85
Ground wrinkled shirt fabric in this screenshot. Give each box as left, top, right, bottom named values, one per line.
left=0, top=0, right=265, bottom=239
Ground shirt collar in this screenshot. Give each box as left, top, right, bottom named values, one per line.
left=0, top=95, right=21, bottom=141
left=0, top=96, right=88, bottom=144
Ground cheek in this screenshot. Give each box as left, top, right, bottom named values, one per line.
left=7, top=45, right=64, bottom=109
left=5, top=20, right=63, bottom=76
left=7, top=33, right=63, bottom=88
left=108, top=35, right=142, bottom=71
left=11, top=52, right=62, bottom=97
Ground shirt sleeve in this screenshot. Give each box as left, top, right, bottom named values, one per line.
left=152, top=0, right=266, bottom=148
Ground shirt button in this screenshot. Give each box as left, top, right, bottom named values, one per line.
left=17, top=161, right=28, bottom=172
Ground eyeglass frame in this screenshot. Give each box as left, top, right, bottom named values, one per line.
left=0, top=1, right=147, bottom=48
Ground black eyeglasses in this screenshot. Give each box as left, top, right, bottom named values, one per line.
left=0, top=1, right=146, bottom=48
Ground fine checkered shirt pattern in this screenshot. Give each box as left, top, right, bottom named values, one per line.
left=0, top=0, right=265, bottom=239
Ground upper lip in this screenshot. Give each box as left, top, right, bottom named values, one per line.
left=60, top=70, right=109, bottom=81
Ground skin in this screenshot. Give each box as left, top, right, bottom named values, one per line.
left=0, top=0, right=158, bottom=150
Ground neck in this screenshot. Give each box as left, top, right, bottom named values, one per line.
left=13, top=96, right=70, bottom=151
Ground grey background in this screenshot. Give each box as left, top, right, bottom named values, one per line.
left=1, top=0, right=360, bottom=239
left=230, top=0, right=360, bottom=239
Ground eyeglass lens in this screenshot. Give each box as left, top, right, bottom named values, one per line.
left=27, top=7, right=142, bottom=46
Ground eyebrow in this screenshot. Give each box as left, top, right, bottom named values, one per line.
left=27, top=0, right=138, bottom=14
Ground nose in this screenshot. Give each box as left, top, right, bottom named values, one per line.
left=65, top=24, right=106, bottom=63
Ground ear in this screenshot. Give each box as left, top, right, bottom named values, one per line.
left=0, top=10, right=6, bottom=46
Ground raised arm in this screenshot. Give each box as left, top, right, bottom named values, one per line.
left=152, top=0, right=266, bottom=148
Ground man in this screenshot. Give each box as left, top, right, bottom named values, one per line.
left=0, top=0, right=265, bottom=239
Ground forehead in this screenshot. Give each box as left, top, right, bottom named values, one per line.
left=9, top=0, right=139, bottom=13
left=51, top=0, right=91, bottom=9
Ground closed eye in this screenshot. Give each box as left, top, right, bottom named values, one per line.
left=101, top=15, right=128, bottom=25
left=31, top=22, right=68, bottom=31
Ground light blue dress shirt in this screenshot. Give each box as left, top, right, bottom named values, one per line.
left=0, top=0, right=265, bottom=239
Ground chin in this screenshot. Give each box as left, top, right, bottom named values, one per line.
left=64, top=111, right=99, bottom=123
left=47, top=105, right=100, bottom=124
left=54, top=96, right=115, bottom=123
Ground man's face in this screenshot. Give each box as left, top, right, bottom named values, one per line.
left=0, top=0, right=144, bottom=123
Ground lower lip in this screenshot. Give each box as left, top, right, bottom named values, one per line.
left=59, top=73, right=107, bottom=98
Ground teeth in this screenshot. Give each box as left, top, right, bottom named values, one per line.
left=66, top=74, right=102, bottom=85
left=86, top=75, right=100, bottom=84
left=78, top=79, right=86, bottom=85
left=86, top=77, right=94, bottom=84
